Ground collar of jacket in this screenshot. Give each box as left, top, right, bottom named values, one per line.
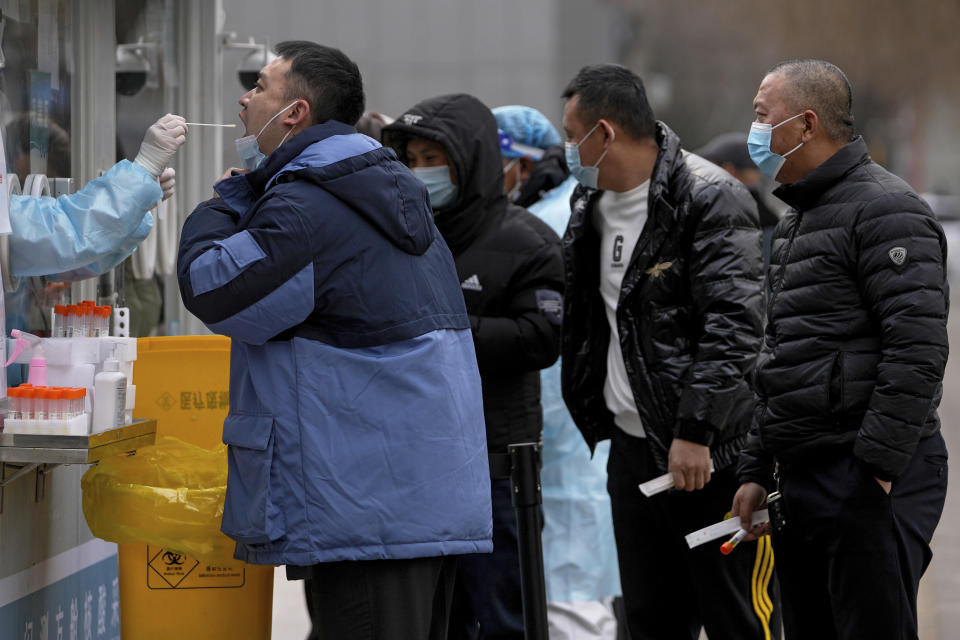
left=647, top=121, right=684, bottom=208
left=216, top=120, right=357, bottom=214
left=568, top=120, right=683, bottom=232
left=773, top=136, right=870, bottom=212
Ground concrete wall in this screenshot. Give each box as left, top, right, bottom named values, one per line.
left=218, top=0, right=626, bottom=163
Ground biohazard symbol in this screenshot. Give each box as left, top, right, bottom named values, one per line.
left=156, top=392, right=176, bottom=411
left=148, top=547, right=198, bottom=589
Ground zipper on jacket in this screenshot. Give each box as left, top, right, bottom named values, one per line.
left=767, top=212, right=804, bottom=342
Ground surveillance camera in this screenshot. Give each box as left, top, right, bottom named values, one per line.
left=116, top=46, right=149, bottom=96
left=238, top=48, right=277, bottom=91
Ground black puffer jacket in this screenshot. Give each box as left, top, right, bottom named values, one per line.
left=383, top=94, right=564, bottom=453
left=738, top=138, right=948, bottom=484
left=562, top=122, right=763, bottom=474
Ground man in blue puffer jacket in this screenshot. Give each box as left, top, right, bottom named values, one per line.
left=176, top=41, right=491, bottom=640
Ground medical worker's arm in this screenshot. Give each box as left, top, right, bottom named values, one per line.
left=177, top=185, right=318, bottom=346
left=8, top=115, right=186, bottom=278
left=47, top=170, right=178, bottom=282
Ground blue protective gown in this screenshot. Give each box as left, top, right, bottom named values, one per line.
left=3, top=160, right=160, bottom=384
left=9, top=160, right=159, bottom=278
left=529, top=177, right=622, bottom=603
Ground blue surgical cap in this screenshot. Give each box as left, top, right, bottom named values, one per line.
left=493, top=105, right=562, bottom=160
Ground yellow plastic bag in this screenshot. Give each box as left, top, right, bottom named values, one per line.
left=82, top=435, right=237, bottom=564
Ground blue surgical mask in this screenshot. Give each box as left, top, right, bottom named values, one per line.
left=747, top=113, right=804, bottom=181
left=412, top=165, right=457, bottom=210
left=234, top=100, right=299, bottom=171
left=564, top=123, right=613, bottom=189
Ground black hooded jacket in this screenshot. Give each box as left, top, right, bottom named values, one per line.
left=562, top=122, right=764, bottom=474
left=383, top=94, right=564, bottom=453
left=737, top=138, right=949, bottom=485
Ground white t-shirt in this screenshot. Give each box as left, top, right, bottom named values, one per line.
left=593, top=181, right=650, bottom=438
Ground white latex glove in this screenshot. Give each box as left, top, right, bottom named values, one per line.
left=134, top=114, right=187, bottom=178
left=158, top=167, right=176, bottom=201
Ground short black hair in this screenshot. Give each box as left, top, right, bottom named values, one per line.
left=767, top=59, right=854, bottom=143
left=274, top=41, right=365, bottom=127
left=561, top=64, right=656, bottom=140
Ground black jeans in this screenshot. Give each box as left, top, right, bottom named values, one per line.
left=773, top=432, right=948, bottom=640
left=448, top=478, right=525, bottom=639
left=607, top=429, right=781, bottom=640
left=308, top=555, right=457, bottom=640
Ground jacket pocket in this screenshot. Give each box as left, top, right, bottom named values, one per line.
left=221, top=413, right=286, bottom=544
left=828, top=352, right=846, bottom=422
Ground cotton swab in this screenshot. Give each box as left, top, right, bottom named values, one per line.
left=184, top=122, right=237, bottom=127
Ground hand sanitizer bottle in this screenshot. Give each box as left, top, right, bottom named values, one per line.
left=92, top=348, right=127, bottom=434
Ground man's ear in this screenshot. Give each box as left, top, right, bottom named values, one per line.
left=519, top=156, right=537, bottom=181
left=285, top=99, right=311, bottom=128
left=598, top=118, right=617, bottom=146
left=801, top=109, right=819, bottom=143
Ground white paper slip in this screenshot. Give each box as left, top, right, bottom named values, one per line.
left=685, top=509, right=769, bottom=549
left=638, top=464, right=716, bottom=497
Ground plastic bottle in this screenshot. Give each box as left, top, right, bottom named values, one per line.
left=92, top=349, right=127, bottom=433
left=5, top=330, right=48, bottom=386
left=27, top=344, right=47, bottom=387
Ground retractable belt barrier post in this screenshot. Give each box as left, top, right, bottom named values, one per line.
left=508, top=442, right=548, bottom=640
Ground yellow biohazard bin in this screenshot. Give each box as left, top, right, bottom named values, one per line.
left=118, top=335, right=273, bottom=640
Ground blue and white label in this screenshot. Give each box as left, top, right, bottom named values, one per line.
left=0, top=539, right=120, bottom=639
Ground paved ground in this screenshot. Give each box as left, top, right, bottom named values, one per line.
left=272, top=568, right=311, bottom=639
left=270, top=299, right=960, bottom=639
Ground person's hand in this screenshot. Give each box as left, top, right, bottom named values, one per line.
left=213, top=168, right=246, bottom=198
left=668, top=438, right=711, bottom=491
left=38, top=282, right=70, bottom=308
left=876, top=478, right=892, bottom=494
left=158, top=167, right=176, bottom=201
left=731, top=482, right=771, bottom=541
left=134, top=114, right=187, bottom=178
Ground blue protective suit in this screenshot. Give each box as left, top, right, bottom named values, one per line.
left=2, top=160, right=159, bottom=385
left=177, top=122, right=492, bottom=566
left=9, top=160, right=159, bottom=278
left=529, top=177, right=622, bottom=602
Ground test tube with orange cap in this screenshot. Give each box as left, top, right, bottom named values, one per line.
left=720, top=528, right=749, bottom=555
left=7, top=387, right=20, bottom=419
left=53, top=305, right=68, bottom=337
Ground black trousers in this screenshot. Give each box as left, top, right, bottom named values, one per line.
left=308, top=555, right=457, bottom=640
left=608, top=429, right=780, bottom=640
left=773, top=432, right=948, bottom=640
left=448, top=478, right=525, bottom=639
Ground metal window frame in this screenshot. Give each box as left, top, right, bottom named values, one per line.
left=167, top=0, right=223, bottom=336
left=71, top=0, right=117, bottom=186
left=70, top=0, right=117, bottom=304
